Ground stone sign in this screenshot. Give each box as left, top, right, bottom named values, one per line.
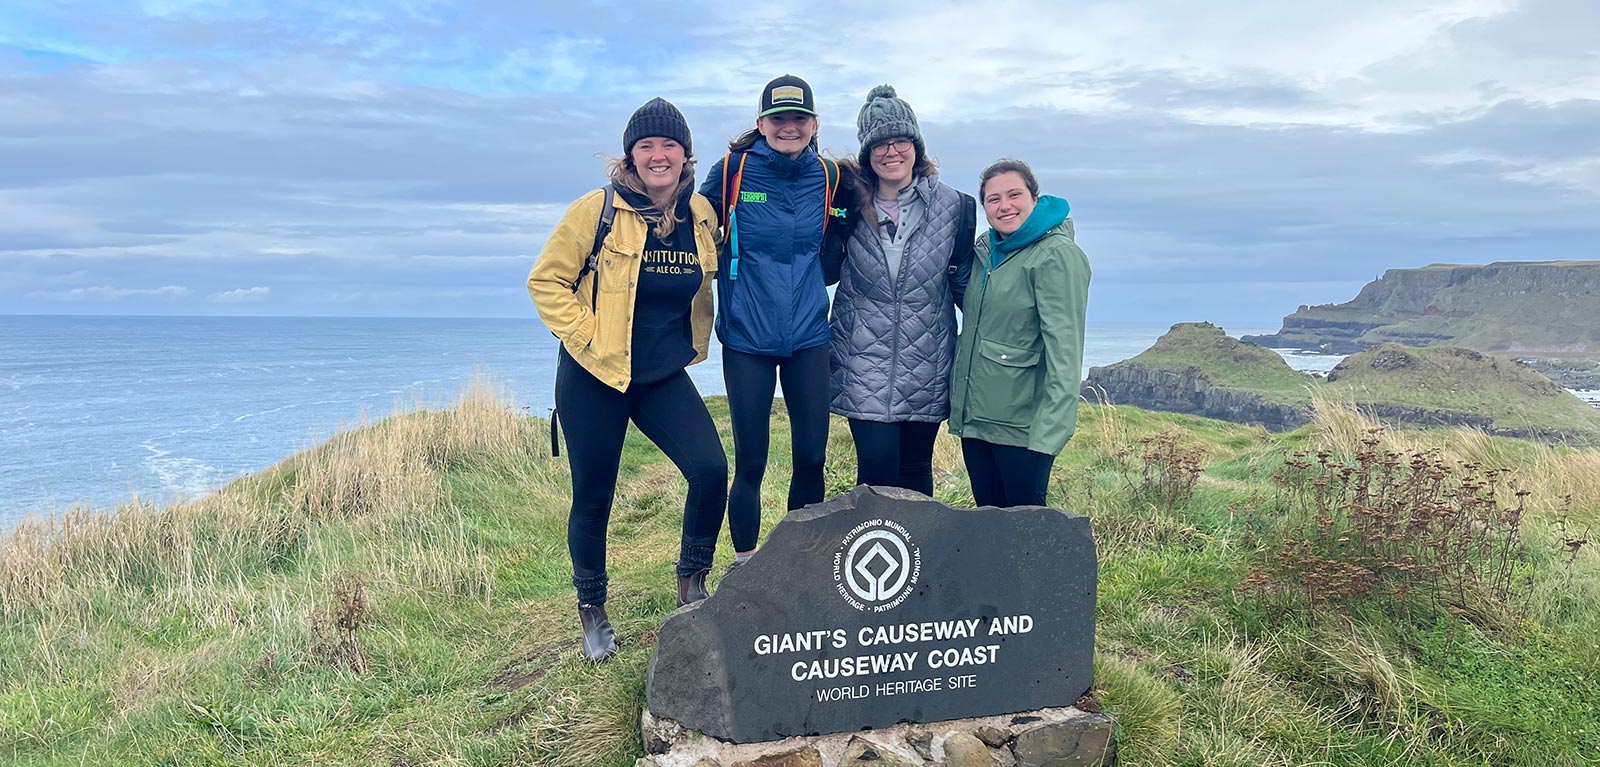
left=646, top=485, right=1097, bottom=743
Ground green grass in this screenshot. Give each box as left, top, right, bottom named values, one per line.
left=1118, top=324, right=1600, bottom=444
left=1122, top=322, right=1321, bottom=404
left=1285, top=261, right=1600, bottom=354
left=3, top=380, right=1600, bottom=766
left=1324, top=344, right=1600, bottom=441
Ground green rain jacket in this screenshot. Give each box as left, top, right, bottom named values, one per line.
left=948, top=213, right=1091, bottom=455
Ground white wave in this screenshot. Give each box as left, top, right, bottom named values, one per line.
left=232, top=397, right=352, bottom=422
left=141, top=440, right=226, bottom=498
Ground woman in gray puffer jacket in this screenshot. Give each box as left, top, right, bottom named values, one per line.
left=829, top=85, right=976, bottom=495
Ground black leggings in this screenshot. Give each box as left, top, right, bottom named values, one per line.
left=556, top=351, right=727, bottom=605
left=723, top=343, right=830, bottom=552
left=847, top=419, right=940, bottom=496
left=961, top=438, right=1056, bottom=508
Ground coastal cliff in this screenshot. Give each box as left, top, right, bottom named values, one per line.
left=1083, top=322, right=1317, bottom=432
left=1242, top=261, right=1600, bottom=356
left=1088, top=323, right=1600, bottom=443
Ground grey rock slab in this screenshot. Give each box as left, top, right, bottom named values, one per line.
left=975, top=725, right=1010, bottom=748
left=904, top=725, right=934, bottom=761
left=1011, top=715, right=1115, bottom=767
left=647, top=486, right=1098, bottom=742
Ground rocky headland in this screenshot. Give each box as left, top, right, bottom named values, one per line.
left=1242, top=261, right=1600, bottom=388
left=1083, top=322, right=1316, bottom=431
left=1088, top=322, right=1600, bottom=443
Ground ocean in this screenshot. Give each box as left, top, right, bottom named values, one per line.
left=2, top=315, right=1587, bottom=527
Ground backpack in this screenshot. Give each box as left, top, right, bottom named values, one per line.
left=550, top=186, right=616, bottom=458
left=948, top=192, right=977, bottom=307
left=719, top=152, right=843, bottom=280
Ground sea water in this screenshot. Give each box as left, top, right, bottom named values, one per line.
left=0, top=315, right=1487, bottom=526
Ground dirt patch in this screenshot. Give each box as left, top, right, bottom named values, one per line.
left=488, top=640, right=569, bottom=691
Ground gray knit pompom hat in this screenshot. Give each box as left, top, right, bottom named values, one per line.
left=856, top=84, right=924, bottom=167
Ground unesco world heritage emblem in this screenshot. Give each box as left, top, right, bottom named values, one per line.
left=646, top=486, right=1098, bottom=743
left=834, top=518, right=921, bottom=612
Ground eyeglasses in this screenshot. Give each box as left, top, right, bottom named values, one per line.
left=870, top=139, right=913, bottom=157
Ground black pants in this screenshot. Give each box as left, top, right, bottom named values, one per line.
left=848, top=419, right=941, bottom=496
left=556, top=351, right=727, bottom=605
left=961, top=438, right=1056, bottom=508
left=723, top=343, right=830, bottom=553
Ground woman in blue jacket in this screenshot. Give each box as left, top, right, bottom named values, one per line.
left=699, top=74, right=844, bottom=566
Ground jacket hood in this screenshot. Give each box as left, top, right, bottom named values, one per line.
left=612, top=180, right=693, bottom=221
left=987, top=194, right=1070, bottom=258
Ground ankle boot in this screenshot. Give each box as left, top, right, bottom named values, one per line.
left=677, top=569, right=710, bottom=607
left=577, top=602, right=617, bottom=662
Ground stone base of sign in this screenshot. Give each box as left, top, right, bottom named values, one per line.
left=635, top=705, right=1115, bottom=767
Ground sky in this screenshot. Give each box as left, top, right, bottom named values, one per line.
left=1, top=0, right=1596, bottom=326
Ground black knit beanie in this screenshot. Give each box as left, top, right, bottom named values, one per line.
left=856, top=84, right=924, bottom=168
left=623, top=97, right=692, bottom=156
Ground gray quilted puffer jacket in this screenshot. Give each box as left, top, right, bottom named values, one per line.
left=829, top=174, right=969, bottom=422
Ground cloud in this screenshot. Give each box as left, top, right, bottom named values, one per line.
left=0, top=1, right=1595, bottom=323
left=211, top=286, right=270, bottom=302
left=28, top=284, right=191, bottom=300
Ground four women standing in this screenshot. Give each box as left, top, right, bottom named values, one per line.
left=530, top=82, right=1089, bottom=659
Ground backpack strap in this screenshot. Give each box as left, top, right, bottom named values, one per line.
left=819, top=157, right=841, bottom=238
left=948, top=191, right=977, bottom=307
left=551, top=185, right=615, bottom=458
left=724, top=152, right=748, bottom=280
left=572, top=186, right=616, bottom=310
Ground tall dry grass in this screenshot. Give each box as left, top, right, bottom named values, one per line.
left=0, top=376, right=538, bottom=618
left=1310, top=391, right=1600, bottom=524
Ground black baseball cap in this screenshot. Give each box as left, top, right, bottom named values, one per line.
left=758, top=74, right=817, bottom=117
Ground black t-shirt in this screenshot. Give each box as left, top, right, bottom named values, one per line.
left=615, top=184, right=701, bottom=384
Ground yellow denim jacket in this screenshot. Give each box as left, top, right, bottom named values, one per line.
left=528, top=188, right=719, bottom=392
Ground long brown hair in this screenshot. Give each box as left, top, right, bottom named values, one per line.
left=605, top=152, right=698, bottom=238
left=843, top=143, right=937, bottom=233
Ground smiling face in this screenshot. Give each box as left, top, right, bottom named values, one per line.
left=757, top=111, right=817, bottom=158
left=869, top=137, right=915, bottom=192
left=982, top=171, right=1037, bottom=236
left=630, top=137, right=686, bottom=199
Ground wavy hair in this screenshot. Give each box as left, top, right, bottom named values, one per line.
left=605, top=151, right=697, bottom=238
left=844, top=141, right=938, bottom=234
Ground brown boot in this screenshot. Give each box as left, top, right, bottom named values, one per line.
left=677, top=569, right=709, bottom=607
left=577, top=602, right=617, bottom=662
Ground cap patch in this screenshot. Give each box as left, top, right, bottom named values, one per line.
left=770, top=85, right=805, bottom=104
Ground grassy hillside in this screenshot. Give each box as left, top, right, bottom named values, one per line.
left=1326, top=344, right=1600, bottom=441
left=1113, top=324, right=1600, bottom=444
left=4, top=380, right=1600, bottom=766
left=1122, top=322, right=1320, bottom=404
left=1254, top=261, right=1600, bottom=355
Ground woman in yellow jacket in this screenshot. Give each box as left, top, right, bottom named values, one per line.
left=528, top=98, right=726, bottom=662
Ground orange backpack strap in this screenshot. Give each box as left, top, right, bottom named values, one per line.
left=721, top=152, right=748, bottom=232
left=725, top=153, right=749, bottom=280
left=819, top=157, right=841, bottom=237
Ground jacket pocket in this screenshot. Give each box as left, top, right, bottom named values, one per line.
left=968, top=338, right=1041, bottom=427
left=598, top=244, right=634, bottom=293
